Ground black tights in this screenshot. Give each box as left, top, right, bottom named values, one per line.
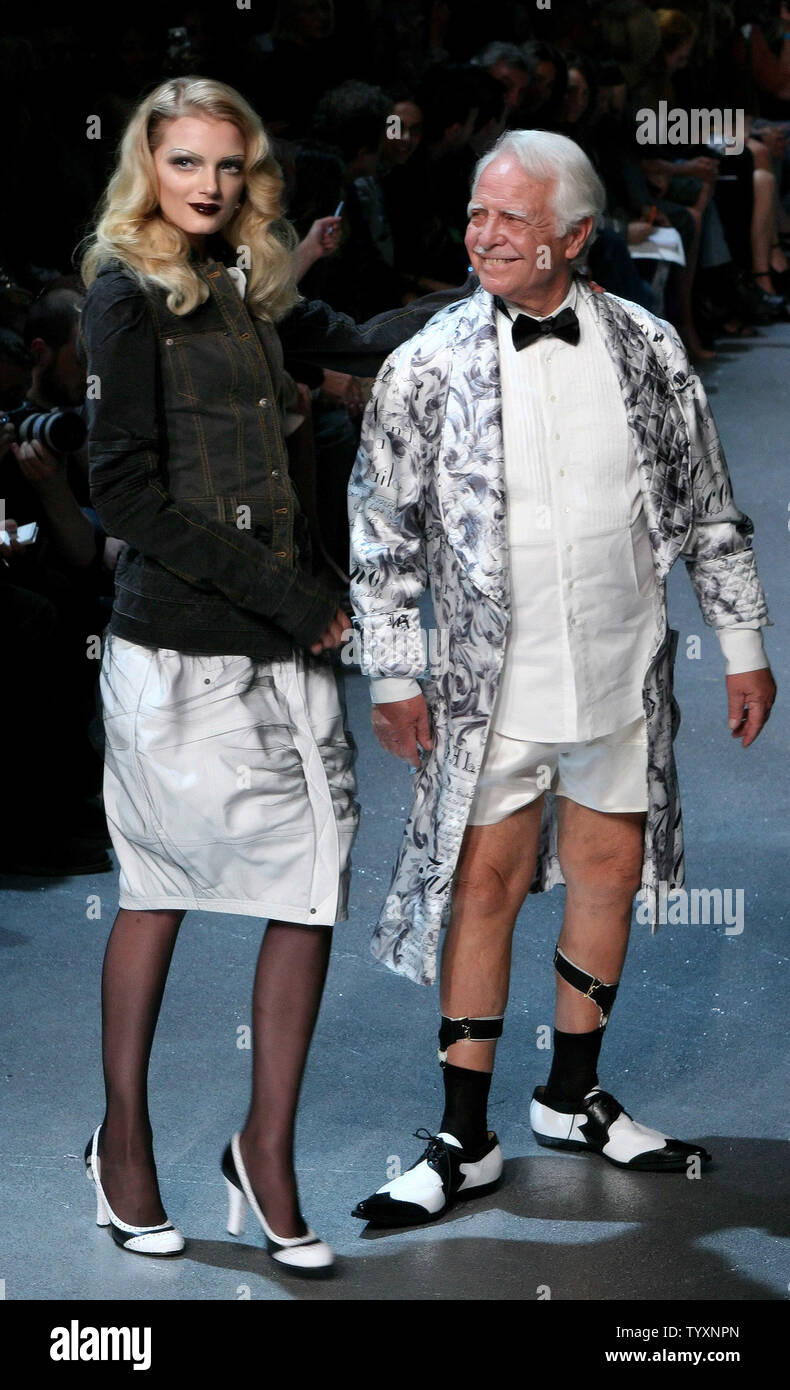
left=97, top=908, right=331, bottom=1238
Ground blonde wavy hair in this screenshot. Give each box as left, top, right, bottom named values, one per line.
left=80, top=76, right=300, bottom=321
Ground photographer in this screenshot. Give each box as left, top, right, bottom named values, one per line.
left=0, top=282, right=120, bottom=869
left=8, top=280, right=105, bottom=575
left=0, top=419, right=111, bottom=875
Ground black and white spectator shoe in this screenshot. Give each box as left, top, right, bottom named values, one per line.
left=84, top=1126, right=186, bottom=1255
left=352, top=1128, right=503, bottom=1228
left=530, top=1086, right=712, bottom=1171
left=222, top=1132, right=334, bottom=1275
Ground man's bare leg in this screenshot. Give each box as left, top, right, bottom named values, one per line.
left=531, top=797, right=711, bottom=1167
left=440, top=795, right=546, bottom=1070
left=352, top=796, right=545, bottom=1224
left=535, top=798, right=645, bottom=1110
left=555, top=799, right=645, bottom=1032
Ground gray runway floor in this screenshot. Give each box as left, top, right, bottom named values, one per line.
left=2, top=322, right=788, bottom=1302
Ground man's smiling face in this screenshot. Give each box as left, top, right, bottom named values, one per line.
left=464, top=154, right=590, bottom=311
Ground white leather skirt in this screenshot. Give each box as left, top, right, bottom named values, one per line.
left=99, top=634, right=358, bottom=924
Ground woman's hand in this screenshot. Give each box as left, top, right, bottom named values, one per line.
left=293, top=216, right=343, bottom=281
left=293, top=382, right=313, bottom=416
left=310, top=607, right=351, bottom=654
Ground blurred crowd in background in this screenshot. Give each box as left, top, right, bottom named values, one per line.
left=2, top=0, right=789, bottom=875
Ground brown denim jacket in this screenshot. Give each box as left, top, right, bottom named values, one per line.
left=82, top=255, right=340, bottom=658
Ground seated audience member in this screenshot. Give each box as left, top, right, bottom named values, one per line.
left=473, top=41, right=532, bottom=121
left=520, top=39, right=569, bottom=127
left=239, top=0, right=358, bottom=140
left=408, top=64, right=481, bottom=287
left=468, top=66, right=510, bottom=158
left=308, top=79, right=403, bottom=317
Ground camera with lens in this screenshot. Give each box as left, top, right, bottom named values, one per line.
left=8, top=404, right=87, bottom=456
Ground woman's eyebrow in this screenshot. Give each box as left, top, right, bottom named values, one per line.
left=166, top=147, right=245, bottom=159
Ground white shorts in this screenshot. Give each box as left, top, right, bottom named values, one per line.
left=467, top=715, right=649, bottom=826
left=99, top=634, right=358, bottom=924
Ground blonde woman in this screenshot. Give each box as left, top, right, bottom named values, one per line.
left=79, top=76, right=358, bottom=1275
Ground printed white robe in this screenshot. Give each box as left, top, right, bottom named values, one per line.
left=349, top=275, right=769, bottom=986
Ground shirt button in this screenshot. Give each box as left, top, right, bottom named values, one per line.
left=566, top=544, right=573, bottom=552
left=165, top=338, right=174, bottom=346
left=239, top=332, right=251, bottom=340
left=274, top=550, right=287, bottom=558
left=558, top=469, right=565, bottom=477
left=259, top=397, right=269, bottom=407
left=554, top=432, right=560, bottom=440
left=274, top=506, right=288, bottom=515
left=564, top=505, right=570, bottom=513
left=549, top=394, right=556, bottom=402
left=271, top=469, right=281, bottom=478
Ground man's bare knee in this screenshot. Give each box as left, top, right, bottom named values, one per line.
left=453, top=857, right=524, bottom=920
left=563, top=847, right=643, bottom=901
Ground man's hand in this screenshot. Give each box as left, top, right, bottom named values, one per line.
left=726, top=668, right=776, bottom=747
left=0, top=518, right=23, bottom=560
left=753, top=126, right=787, bottom=159
left=371, top=693, right=435, bottom=769
left=627, top=220, right=654, bottom=245
left=0, top=417, right=15, bottom=462
left=320, top=369, right=372, bottom=417
left=682, top=156, right=719, bottom=183
left=11, top=437, right=61, bottom=487
left=310, top=607, right=351, bottom=654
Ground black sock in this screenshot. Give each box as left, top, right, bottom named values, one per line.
left=543, top=1028, right=604, bottom=1109
left=440, top=1063, right=492, bottom=1154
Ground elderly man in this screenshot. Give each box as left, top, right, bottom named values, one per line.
left=348, top=130, right=775, bottom=1227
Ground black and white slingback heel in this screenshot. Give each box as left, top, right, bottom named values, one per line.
left=84, top=1126, right=186, bottom=1255
left=222, top=1132, right=334, bottom=1275
left=530, top=1086, right=712, bottom=1171
left=352, top=1127, right=503, bottom=1227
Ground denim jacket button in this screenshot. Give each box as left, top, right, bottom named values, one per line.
left=258, top=397, right=269, bottom=408
left=271, top=469, right=281, bottom=478
left=165, top=338, right=174, bottom=346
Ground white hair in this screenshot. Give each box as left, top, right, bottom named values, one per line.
left=470, top=128, right=606, bottom=251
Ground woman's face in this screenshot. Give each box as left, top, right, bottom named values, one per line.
left=384, top=101, right=423, bottom=166
left=152, top=114, right=247, bottom=247
left=666, top=38, right=694, bottom=74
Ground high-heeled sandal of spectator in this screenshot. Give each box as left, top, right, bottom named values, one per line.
left=222, top=1132, right=334, bottom=1276
left=84, top=1126, right=185, bottom=1255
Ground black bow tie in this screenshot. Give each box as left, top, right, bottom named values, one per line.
left=496, top=297, right=580, bottom=350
